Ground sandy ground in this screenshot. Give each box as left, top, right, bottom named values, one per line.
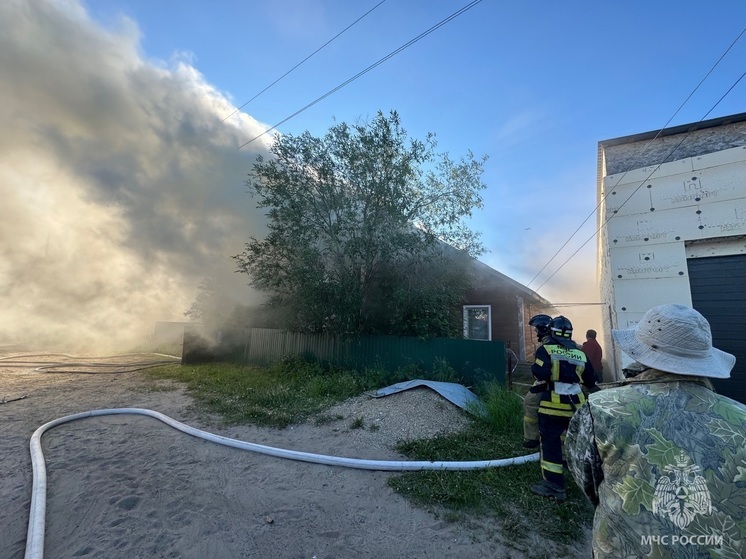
left=1, top=350, right=590, bottom=559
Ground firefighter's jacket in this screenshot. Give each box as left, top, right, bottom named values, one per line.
left=531, top=341, right=597, bottom=417
left=565, top=369, right=746, bottom=558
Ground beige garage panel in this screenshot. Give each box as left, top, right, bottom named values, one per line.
left=604, top=161, right=746, bottom=218
left=611, top=275, right=692, bottom=317
left=609, top=241, right=687, bottom=280
left=692, top=144, right=746, bottom=170
left=606, top=207, right=701, bottom=248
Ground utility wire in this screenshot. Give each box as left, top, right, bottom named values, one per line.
left=550, top=302, right=608, bottom=307
left=526, top=25, right=746, bottom=291
left=236, top=0, right=484, bottom=151
left=222, top=0, right=388, bottom=122
left=533, top=70, right=746, bottom=293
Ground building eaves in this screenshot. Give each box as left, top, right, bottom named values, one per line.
left=596, top=111, right=746, bottom=208
left=598, top=112, right=746, bottom=148
left=470, top=258, right=554, bottom=308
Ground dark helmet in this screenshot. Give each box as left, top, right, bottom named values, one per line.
left=622, top=362, right=647, bottom=379
left=550, top=316, right=573, bottom=340
left=529, top=314, right=552, bottom=341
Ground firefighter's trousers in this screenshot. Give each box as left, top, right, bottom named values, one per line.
left=522, top=390, right=541, bottom=442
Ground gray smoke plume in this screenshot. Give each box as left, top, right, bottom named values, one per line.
left=0, top=0, right=270, bottom=351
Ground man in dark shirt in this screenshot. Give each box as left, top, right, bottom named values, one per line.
left=581, top=329, right=603, bottom=382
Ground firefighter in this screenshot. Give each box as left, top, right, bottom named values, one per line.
left=530, top=315, right=598, bottom=500
left=522, top=314, right=552, bottom=449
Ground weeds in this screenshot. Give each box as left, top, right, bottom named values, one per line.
left=388, top=380, right=593, bottom=554
left=313, top=413, right=344, bottom=426
left=146, top=359, right=361, bottom=428
left=143, top=357, right=593, bottom=553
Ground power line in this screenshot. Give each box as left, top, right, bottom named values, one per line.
left=527, top=25, right=746, bottom=291
left=533, top=70, right=746, bottom=294
left=550, top=302, right=608, bottom=307
left=527, top=24, right=746, bottom=289
left=222, top=0, right=388, bottom=123
left=236, top=0, right=484, bottom=151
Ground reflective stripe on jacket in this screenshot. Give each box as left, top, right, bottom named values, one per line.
left=533, top=343, right=588, bottom=418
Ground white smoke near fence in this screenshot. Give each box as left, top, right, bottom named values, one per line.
left=0, top=0, right=270, bottom=351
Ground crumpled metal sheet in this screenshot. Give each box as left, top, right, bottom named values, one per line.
left=373, top=380, right=486, bottom=417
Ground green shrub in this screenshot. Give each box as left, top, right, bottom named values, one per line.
left=478, top=381, right=523, bottom=436
left=430, top=357, right=459, bottom=383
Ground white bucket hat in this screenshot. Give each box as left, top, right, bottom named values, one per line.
left=612, top=304, right=736, bottom=379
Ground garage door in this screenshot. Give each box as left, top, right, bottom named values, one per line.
left=687, top=254, right=746, bottom=404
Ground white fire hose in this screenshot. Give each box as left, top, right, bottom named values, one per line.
left=25, top=408, right=539, bottom=559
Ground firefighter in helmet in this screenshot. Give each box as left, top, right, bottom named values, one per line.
left=522, top=314, right=553, bottom=449
left=530, top=315, right=598, bottom=500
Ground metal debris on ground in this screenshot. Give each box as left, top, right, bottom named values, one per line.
left=373, top=380, right=487, bottom=417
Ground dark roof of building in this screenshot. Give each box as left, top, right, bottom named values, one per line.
left=598, top=112, right=746, bottom=147
left=470, top=258, right=554, bottom=307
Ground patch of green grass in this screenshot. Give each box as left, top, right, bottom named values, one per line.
left=146, top=358, right=370, bottom=428
left=478, top=381, right=524, bottom=434
left=143, top=358, right=593, bottom=554
left=388, top=382, right=593, bottom=555
left=144, top=355, right=471, bottom=428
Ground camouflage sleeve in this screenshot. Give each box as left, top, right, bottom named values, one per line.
left=565, top=402, right=603, bottom=506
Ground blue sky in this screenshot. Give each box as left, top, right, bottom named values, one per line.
left=1, top=0, right=744, bottom=346
left=85, top=0, right=746, bottom=288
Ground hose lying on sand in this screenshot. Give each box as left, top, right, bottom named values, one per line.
left=25, top=408, right=539, bottom=559
left=0, top=352, right=180, bottom=374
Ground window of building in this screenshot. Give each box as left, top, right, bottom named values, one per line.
left=463, top=305, right=491, bottom=341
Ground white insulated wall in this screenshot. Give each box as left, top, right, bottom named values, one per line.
left=600, top=144, right=746, bottom=376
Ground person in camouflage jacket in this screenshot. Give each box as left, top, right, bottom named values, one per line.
left=565, top=304, right=745, bottom=558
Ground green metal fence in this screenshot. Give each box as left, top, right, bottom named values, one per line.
left=183, top=327, right=506, bottom=386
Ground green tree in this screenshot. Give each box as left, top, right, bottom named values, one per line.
left=185, top=276, right=284, bottom=331
left=184, top=277, right=216, bottom=323
left=233, top=111, right=487, bottom=336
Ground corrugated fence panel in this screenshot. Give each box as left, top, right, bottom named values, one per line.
left=246, top=329, right=291, bottom=366
left=184, top=328, right=506, bottom=385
